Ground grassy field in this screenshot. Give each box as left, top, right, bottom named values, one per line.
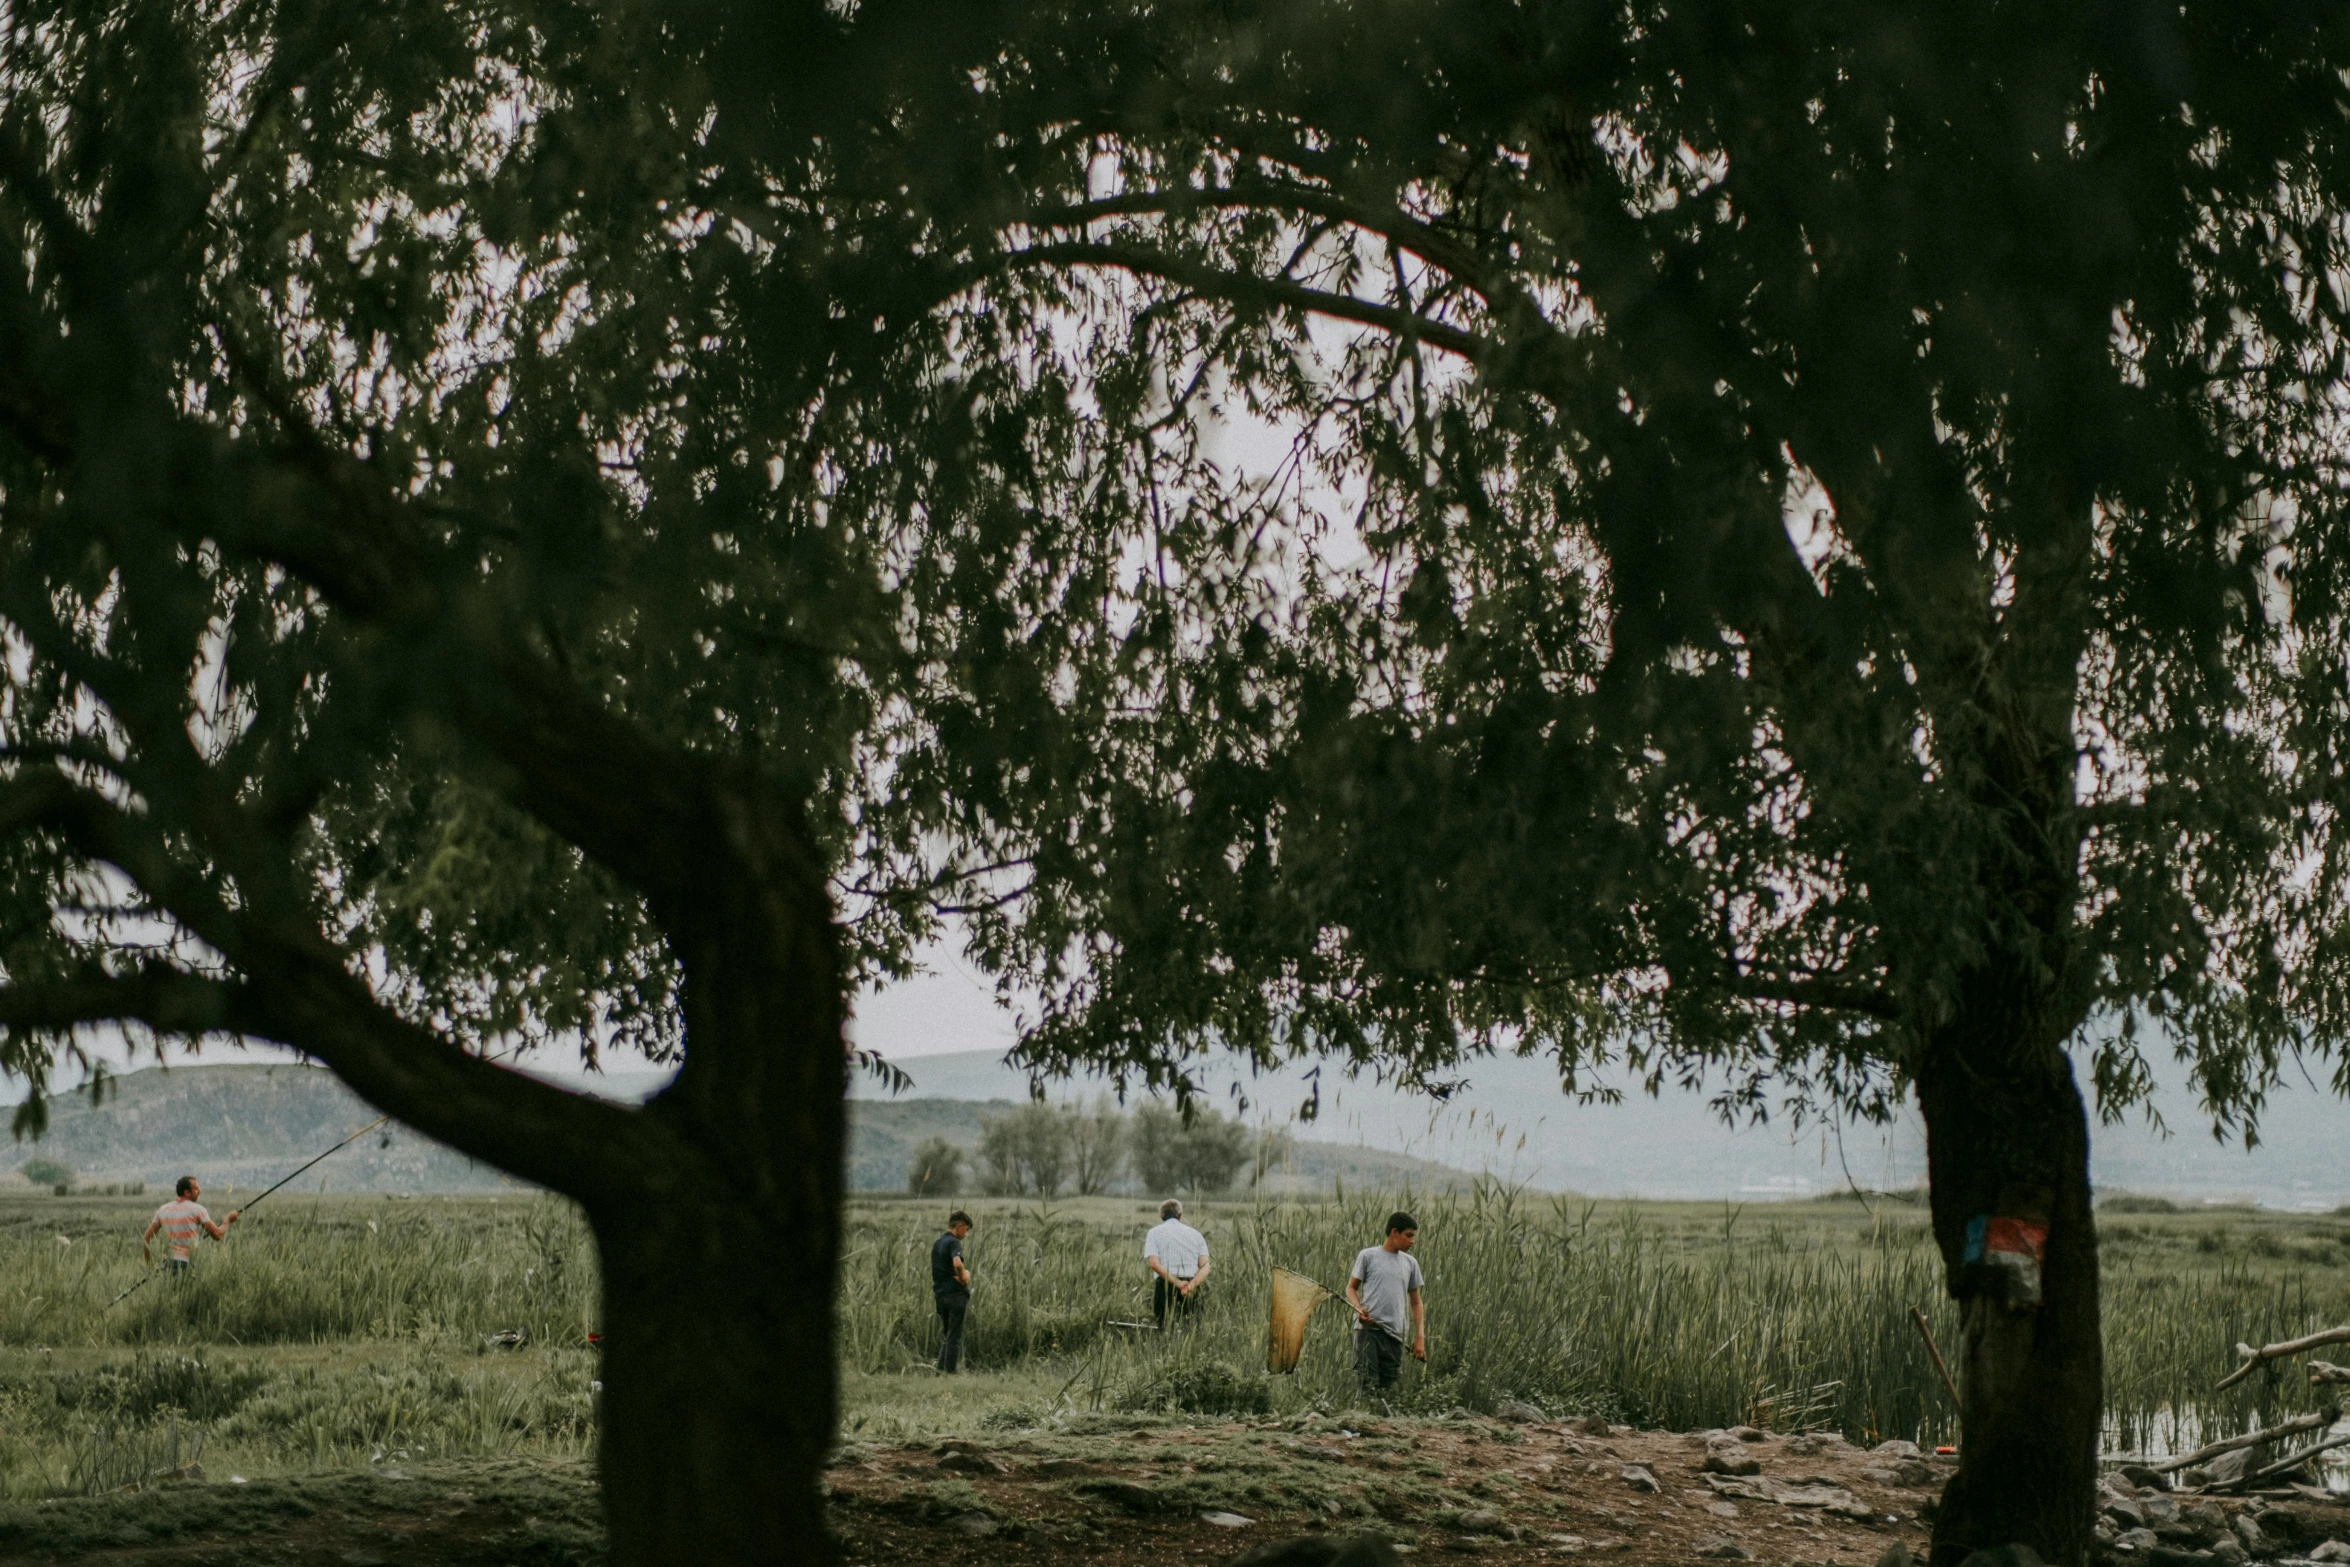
left=0, top=1192, right=599, bottom=1500
left=0, top=1185, right=2342, bottom=1507
left=842, top=1187, right=2350, bottom=1457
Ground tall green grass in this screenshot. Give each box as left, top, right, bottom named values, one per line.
left=0, top=1186, right=2339, bottom=1501
left=0, top=1195, right=600, bottom=1498
left=0, top=1347, right=598, bottom=1496
left=843, top=1185, right=2350, bottom=1452
left=0, top=1197, right=595, bottom=1348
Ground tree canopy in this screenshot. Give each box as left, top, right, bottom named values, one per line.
left=0, top=1, right=1270, bottom=1558
left=0, top=0, right=1273, bottom=1117
left=7, top=2, right=2350, bottom=1561
left=937, top=8, right=2350, bottom=1562
left=984, top=2, right=2350, bottom=1138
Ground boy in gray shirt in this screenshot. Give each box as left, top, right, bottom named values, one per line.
left=1346, top=1210, right=1426, bottom=1394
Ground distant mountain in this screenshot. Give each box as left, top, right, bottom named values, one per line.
left=854, top=1043, right=2350, bottom=1211
left=5, top=1062, right=506, bottom=1195
left=18, top=1037, right=2344, bottom=1209
left=846, top=1097, right=1484, bottom=1196
left=3, top=1065, right=1492, bottom=1201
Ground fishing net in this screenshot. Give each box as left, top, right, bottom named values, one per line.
left=1267, top=1267, right=1333, bottom=1374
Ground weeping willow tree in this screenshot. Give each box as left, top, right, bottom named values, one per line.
left=959, top=7, right=2350, bottom=1565
left=12, top=3, right=2350, bottom=1563
left=0, top=2, right=1286, bottom=1560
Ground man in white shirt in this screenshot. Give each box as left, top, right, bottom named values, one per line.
left=1143, top=1198, right=1211, bottom=1328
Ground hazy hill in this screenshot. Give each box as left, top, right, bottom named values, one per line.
left=4, top=1065, right=1493, bottom=1200
left=852, top=1044, right=2350, bottom=1211
left=16, top=1037, right=2345, bottom=1209
left=846, top=1096, right=1484, bottom=1196
left=4, top=1063, right=506, bottom=1195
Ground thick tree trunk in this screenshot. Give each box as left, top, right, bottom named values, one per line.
left=249, top=791, right=854, bottom=1567
left=582, top=801, right=852, bottom=1567
left=593, top=1182, right=841, bottom=1563
left=1917, top=972, right=2102, bottom=1567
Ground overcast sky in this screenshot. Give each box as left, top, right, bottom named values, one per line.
left=849, top=940, right=1022, bottom=1061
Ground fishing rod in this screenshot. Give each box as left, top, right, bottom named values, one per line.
left=235, top=1115, right=392, bottom=1216
left=106, top=1114, right=392, bottom=1309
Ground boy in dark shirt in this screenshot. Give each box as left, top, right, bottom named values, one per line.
left=931, top=1211, right=974, bottom=1372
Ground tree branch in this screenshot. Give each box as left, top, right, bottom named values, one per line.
left=223, top=933, right=695, bottom=1201
left=1721, top=971, right=1902, bottom=1022
left=193, top=340, right=823, bottom=925
left=2146, top=1402, right=2339, bottom=1474
left=2207, top=1431, right=2350, bottom=1495
left=2217, top=1324, right=2350, bottom=1391
left=997, top=241, right=1489, bottom=362
left=0, top=967, right=257, bottom=1038
left=0, top=766, right=690, bottom=1200
left=1016, top=182, right=1506, bottom=306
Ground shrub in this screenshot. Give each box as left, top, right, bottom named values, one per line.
left=18, top=1159, right=69, bottom=1188
left=976, top=1103, right=1075, bottom=1196
left=2099, top=1193, right=2181, bottom=1215
left=1115, top=1359, right=1273, bottom=1418
left=980, top=1402, right=1046, bottom=1431
left=905, top=1138, right=964, bottom=1197
left=1129, top=1104, right=1252, bottom=1195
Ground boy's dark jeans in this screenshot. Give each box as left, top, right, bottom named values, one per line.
left=935, top=1294, right=969, bottom=1372
left=1354, top=1327, right=1402, bottom=1391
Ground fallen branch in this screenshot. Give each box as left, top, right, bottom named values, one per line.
left=1910, top=1306, right=1961, bottom=1408
left=2149, top=1404, right=2341, bottom=1475
left=2205, top=1431, right=2350, bottom=1495
left=2216, top=1325, right=2350, bottom=1391
left=2312, top=1362, right=2349, bottom=1386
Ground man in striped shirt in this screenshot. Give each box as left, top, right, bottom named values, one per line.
left=142, top=1176, right=239, bottom=1274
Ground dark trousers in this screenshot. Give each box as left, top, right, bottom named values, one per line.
left=1355, top=1327, right=1403, bottom=1392
left=935, top=1294, right=968, bottom=1372
left=1153, top=1275, right=1197, bottom=1329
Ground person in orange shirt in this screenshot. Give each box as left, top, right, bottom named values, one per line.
left=142, top=1175, right=239, bottom=1276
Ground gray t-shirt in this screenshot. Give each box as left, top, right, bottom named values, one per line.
left=1349, top=1245, right=1424, bottom=1340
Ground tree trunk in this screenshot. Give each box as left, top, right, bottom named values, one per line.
left=249, top=785, right=855, bottom=1567
left=593, top=1181, right=841, bottom=1564
left=1917, top=972, right=2102, bottom=1567
left=581, top=799, right=852, bottom=1567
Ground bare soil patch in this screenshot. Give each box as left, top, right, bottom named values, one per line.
left=0, top=1418, right=2343, bottom=1565
left=826, top=1416, right=1935, bottom=1564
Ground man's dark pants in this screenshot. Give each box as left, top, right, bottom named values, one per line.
left=1354, top=1327, right=1402, bottom=1392
left=1153, top=1276, right=1198, bottom=1330
left=936, top=1292, right=969, bottom=1372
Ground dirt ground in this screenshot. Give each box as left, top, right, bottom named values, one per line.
left=0, top=1417, right=2343, bottom=1565
left=825, top=1415, right=1937, bottom=1565
left=0, top=1457, right=605, bottom=1565
left=820, top=1414, right=2350, bottom=1567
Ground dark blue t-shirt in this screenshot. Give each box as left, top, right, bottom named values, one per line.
left=931, top=1232, right=968, bottom=1300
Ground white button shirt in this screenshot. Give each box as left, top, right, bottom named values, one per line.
left=1143, top=1218, right=1209, bottom=1280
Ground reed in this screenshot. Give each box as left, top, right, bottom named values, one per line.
left=847, top=1185, right=2350, bottom=1450
left=0, top=1186, right=2338, bottom=1499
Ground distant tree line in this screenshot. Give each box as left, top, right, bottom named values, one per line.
left=904, top=1100, right=1288, bottom=1199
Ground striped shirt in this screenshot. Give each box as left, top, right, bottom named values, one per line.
left=153, top=1200, right=210, bottom=1262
